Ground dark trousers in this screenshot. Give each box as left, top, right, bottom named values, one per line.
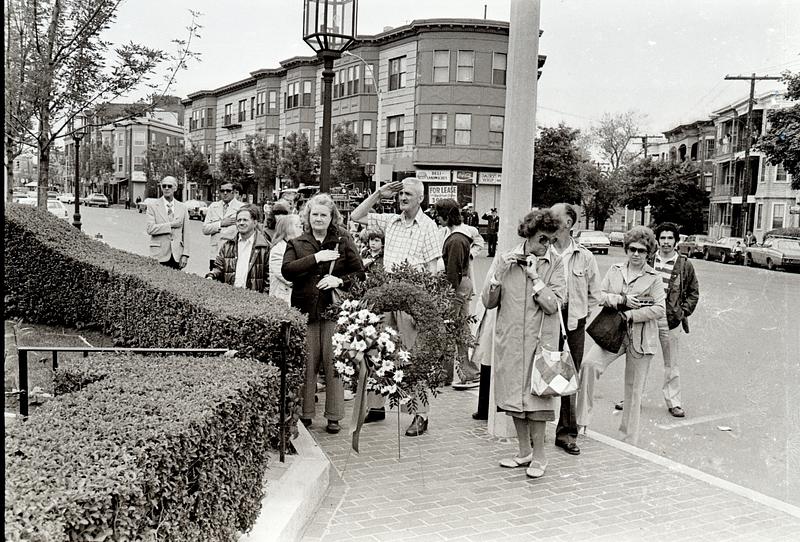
left=160, top=255, right=181, bottom=270
left=209, top=259, right=216, bottom=272
left=486, top=233, right=498, bottom=257
left=555, top=305, right=586, bottom=443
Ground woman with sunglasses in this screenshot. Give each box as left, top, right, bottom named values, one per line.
left=576, top=226, right=665, bottom=445
left=483, top=209, right=565, bottom=479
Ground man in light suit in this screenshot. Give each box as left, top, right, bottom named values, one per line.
left=146, top=176, right=190, bottom=270
left=202, top=181, right=244, bottom=271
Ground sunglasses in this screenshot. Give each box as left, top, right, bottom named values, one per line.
left=219, top=189, right=233, bottom=193
left=161, top=184, right=175, bottom=189
left=627, top=247, right=648, bottom=254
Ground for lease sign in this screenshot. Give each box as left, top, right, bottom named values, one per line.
left=428, top=185, right=457, bottom=204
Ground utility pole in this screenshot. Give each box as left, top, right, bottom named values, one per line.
left=634, top=134, right=665, bottom=159
left=724, top=73, right=781, bottom=237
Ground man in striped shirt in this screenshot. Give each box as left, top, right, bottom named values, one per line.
left=618, top=222, right=699, bottom=418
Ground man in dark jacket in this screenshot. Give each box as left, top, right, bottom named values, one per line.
left=205, top=204, right=271, bottom=292
left=482, top=208, right=500, bottom=257
left=617, top=222, right=699, bottom=418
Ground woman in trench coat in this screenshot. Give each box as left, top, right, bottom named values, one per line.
left=482, top=209, right=565, bottom=479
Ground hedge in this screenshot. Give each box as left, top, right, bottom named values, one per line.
left=5, top=354, right=280, bottom=541
left=4, top=205, right=310, bottom=538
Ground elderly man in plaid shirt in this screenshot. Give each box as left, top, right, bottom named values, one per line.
left=350, top=177, right=441, bottom=436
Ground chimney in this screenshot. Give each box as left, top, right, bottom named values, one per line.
left=382, top=26, right=393, bottom=32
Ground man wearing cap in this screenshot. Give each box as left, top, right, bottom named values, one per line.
left=203, top=182, right=244, bottom=271
left=482, top=208, right=500, bottom=257
left=145, top=176, right=190, bottom=270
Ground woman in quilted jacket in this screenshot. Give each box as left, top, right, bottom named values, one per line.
left=205, top=204, right=271, bottom=292
left=282, top=193, right=364, bottom=434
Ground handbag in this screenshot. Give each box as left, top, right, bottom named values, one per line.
left=327, top=240, right=344, bottom=304
left=530, top=304, right=579, bottom=397
left=586, top=305, right=627, bottom=352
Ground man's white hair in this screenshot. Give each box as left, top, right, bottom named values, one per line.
left=402, top=177, right=424, bottom=198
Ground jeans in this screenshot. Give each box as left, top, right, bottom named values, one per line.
left=576, top=336, right=652, bottom=446
left=555, top=306, right=586, bottom=443
left=303, top=319, right=344, bottom=421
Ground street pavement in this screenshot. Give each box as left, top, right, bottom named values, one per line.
left=75, top=206, right=800, bottom=509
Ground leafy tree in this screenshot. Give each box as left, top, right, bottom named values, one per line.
left=3, top=1, right=201, bottom=206
left=217, top=147, right=248, bottom=189
left=757, top=71, right=800, bottom=189
left=279, top=132, right=318, bottom=187
left=145, top=143, right=184, bottom=197
left=591, top=111, right=643, bottom=172
left=330, top=124, right=362, bottom=187
left=244, top=135, right=280, bottom=202
left=180, top=143, right=213, bottom=198
left=81, top=143, right=114, bottom=189
left=581, top=165, right=623, bottom=232
left=532, top=123, right=586, bottom=207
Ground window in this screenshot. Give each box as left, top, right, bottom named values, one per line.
left=352, top=65, right=360, bottom=94
left=266, top=134, right=276, bottom=145
left=134, top=131, right=145, bottom=146
left=223, top=141, right=231, bottom=152
left=724, top=163, right=734, bottom=185
left=256, top=92, right=266, bottom=115
left=251, top=97, right=256, bottom=119
left=133, top=156, right=144, bottom=171
left=347, top=66, right=354, bottom=95
left=387, top=115, right=404, bottom=148
left=333, top=71, right=339, bottom=98
left=238, top=99, right=247, bottom=122
left=457, top=50, right=474, bottom=82
left=772, top=204, right=785, bottom=229
left=268, top=91, right=277, bottom=113
left=388, top=56, right=406, bottom=91
left=117, top=134, right=124, bottom=147
left=117, top=157, right=123, bottom=172
left=301, top=128, right=311, bottom=145
left=756, top=203, right=763, bottom=229
left=489, top=115, right=504, bottom=147
left=206, top=108, right=214, bottom=128
left=433, top=50, right=449, bottom=83
left=286, top=82, right=300, bottom=109
left=492, top=53, right=507, bottom=85
left=362, top=119, right=372, bottom=148
left=722, top=204, right=732, bottom=226
left=776, top=163, right=788, bottom=183
left=759, top=163, right=768, bottom=183
left=431, top=114, right=447, bottom=145
left=364, top=64, right=375, bottom=94
left=705, top=139, right=714, bottom=159
left=302, top=81, right=312, bottom=106
left=455, top=114, right=471, bottom=145
left=224, top=104, right=232, bottom=125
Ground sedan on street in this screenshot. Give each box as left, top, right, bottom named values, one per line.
left=58, top=193, right=75, bottom=204
left=608, top=231, right=625, bottom=246
left=85, top=193, right=109, bottom=207
left=47, top=199, right=70, bottom=220
left=703, top=237, right=745, bottom=264
left=575, top=230, right=610, bottom=255
left=677, top=234, right=715, bottom=258
left=744, top=237, right=800, bottom=271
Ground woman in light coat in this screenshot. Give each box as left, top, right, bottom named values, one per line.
left=576, top=226, right=666, bottom=445
left=269, top=214, right=303, bottom=303
left=482, top=209, right=565, bottom=479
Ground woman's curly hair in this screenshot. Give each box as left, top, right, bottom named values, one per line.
left=624, top=226, right=657, bottom=254
left=517, top=209, right=560, bottom=238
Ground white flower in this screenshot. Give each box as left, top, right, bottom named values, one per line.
left=376, top=367, right=386, bottom=377
left=384, top=384, right=397, bottom=395
left=384, top=340, right=395, bottom=353
left=347, top=323, right=359, bottom=333
left=363, top=325, right=377, bottom=338
left=385, top=326, right=397, bottom=336
left=341, top=300, right=355, bottom=310
left=381, top=359, right=394, bottom=372
left=332, top=332, right=347, bottom=344
left=397, top=350, right=410, bottom=363
left=357, top=309, right=371, bottom=320
left=344, top=365, right=355, bottom=376
left=352, top=339, right=367, bottom=352
left=337, top=316, right=349, bottom=325
left=399, top=396, right=411, bottom=405
left=393, top=370, right=404, bottom=382
left=333, top=347, right=343, bottom=358
left=369, top=313, right=381, bottom=324
left=334, top=361, right=347, bottom=374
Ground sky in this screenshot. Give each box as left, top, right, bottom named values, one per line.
left=107, top=0, right=799, bottom=134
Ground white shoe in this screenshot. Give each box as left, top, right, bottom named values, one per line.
left=499, top=453, right=532, bottom=468
left=343, top=389, right=354, bottom=401
left=526, top=461, right=548, bottom=478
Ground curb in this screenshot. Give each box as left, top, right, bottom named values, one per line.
left=240, top=425, right=331, bottom=542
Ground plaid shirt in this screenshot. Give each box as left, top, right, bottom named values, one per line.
left=368, top=208, right=441, bottom=272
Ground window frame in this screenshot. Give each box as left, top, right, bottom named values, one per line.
left=771, top=203, right=786, bottom=229
left=388, top=56, right=406, bottom=91
left=256, top=92, right=266, bottom=115
left=224, top=103, right=233, bottom=125
left=431, top=113, right=447, bottom=146
left=457, top=50, right=475, bottom=83
left=433, top=50, right=450, bottom=83
left=387, top=115, right=405, bottom=148
left=489, top=115, right=504, bottom=147
left=454, top=113, right=472, bottom=146
left=302, top=81, right=312, bottom=106
left=492, top=52, right=507, bottom=85
left=361, top=119, right=372, bottom=148
left=238, top=99, right=247, bottom=122
left=268, top=90, right=277, bottom=113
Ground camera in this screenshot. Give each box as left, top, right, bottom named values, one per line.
left=637, top=296, right=655, bottom=306
left=514, top=255, right=530, bottom=266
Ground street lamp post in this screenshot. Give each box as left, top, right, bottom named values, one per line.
left=71, top=115, right=89, bottom=230
left=302, top=0, right=358, bottom=193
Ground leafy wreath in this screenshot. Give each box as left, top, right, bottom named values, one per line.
left=326, top=262, right=475, bottom=413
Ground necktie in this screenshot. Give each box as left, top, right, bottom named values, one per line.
left=223, top=202, right=229, bottom=215
left=167, top=203, right=174, bottom=219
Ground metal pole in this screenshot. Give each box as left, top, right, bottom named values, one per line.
left=73, top=136, right=83, bottom=230
left=52, top=350, right=58, bottom=371
left=18, top=350, right=28, bottom=417
left=319, top=52, right=338, bottom=193
left=739, top=75, right=756, bottom=238
left=279, top=320, right=291, bottom=463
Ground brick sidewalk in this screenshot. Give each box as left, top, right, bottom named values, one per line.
left=303, top=388, right=799, bottom=542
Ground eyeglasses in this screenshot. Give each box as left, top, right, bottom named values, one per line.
left=219, top=189, right=233, bottom=193
left=161, top=184, right=175, bottom=189
left=627, top=247, right=648, bottom=254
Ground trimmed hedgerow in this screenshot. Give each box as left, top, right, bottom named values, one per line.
left=5, top=354, right=280, bottom=542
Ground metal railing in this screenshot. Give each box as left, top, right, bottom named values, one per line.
left=11, top=322, right=294, bottom=461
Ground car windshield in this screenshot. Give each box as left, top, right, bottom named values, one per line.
left=775, top=240, right=800, bottom=250
left=579, top=232, right=607, bottom=239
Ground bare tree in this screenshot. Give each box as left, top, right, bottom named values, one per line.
left=590, top=111, right=643, bottom=172
left=4, top=1, right=202, bottom=207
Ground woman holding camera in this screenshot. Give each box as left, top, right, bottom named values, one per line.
left=576, top=226, right=666, bottom=445
left=482, top=209, right=565, bottom=479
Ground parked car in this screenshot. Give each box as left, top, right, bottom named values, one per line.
left=703, top=237, right=745, bottom=264
left=15, top=196, right=37, bottom=206
left=138, top=197, right=159, bottom=213
left=185, top=199, right=208, bottom=220
left=85, top=193, right=109, bottom=207
left=46, top=199, right=70, bottom=220
left=608, top=231, right=625, bottom=246
left=58, top=193, right=75, bottom=204
left=744, top=237, right=800, bottom=271
left=47, top=191, right=59, bottom=200
left=677, top=234, right=715, bottom=258
left=575, top=230, right=610, bottom=255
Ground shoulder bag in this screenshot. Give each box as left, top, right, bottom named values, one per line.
left=327, top=238, right=345, bottom=305
left=530, top=304, right=579, bottom=397
left=586, top=305, right=627, bottom=352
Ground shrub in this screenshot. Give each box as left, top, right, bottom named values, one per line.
left=5, top=354, right=279, bottom=541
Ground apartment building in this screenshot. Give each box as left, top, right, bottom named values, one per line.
left=181, top=18, right=546, bottom=216
left=709, top=91, right=798, bottom=240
